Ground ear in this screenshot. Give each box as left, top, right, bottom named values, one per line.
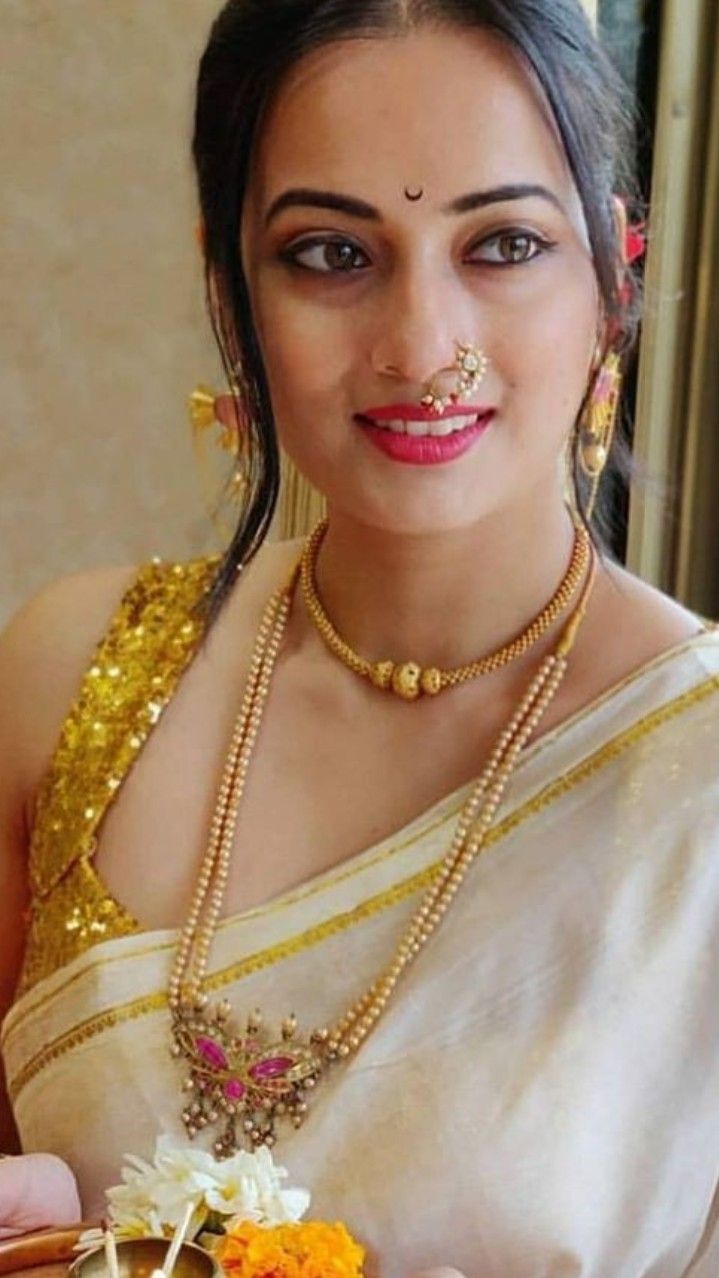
left=214, top=394, right=242, bottom=437
left=194, top=218, right=206, bottom=253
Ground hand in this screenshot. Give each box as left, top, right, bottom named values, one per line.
left=0, top=1153, right=81, bottom=1237
left=406, top=1270, right=469, bottom=1278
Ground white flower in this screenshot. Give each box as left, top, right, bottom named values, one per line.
left=206, top=1146, right=310, bottom=1225
left=99, top=1137, right=310, bottom=1240
left=106, top=1169, right=173, bottom=1238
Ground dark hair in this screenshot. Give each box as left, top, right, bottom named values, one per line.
left=193, top=0, right=642, bottom=620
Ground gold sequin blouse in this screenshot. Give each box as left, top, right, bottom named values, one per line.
left=18, top=555, right=219, bottom=996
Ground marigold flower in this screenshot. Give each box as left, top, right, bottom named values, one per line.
left=217, top=1219, right=365, bottom=1278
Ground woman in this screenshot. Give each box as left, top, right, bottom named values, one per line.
left=1, top=1, right=718, bottom=1274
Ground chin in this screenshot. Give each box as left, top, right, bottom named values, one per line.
left=329, top=489, right=501, bottom=538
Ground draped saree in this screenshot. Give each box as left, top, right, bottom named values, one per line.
left=2, top=557, right=719, bottom=1278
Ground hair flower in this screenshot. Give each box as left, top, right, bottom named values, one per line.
left=625, top=221, right=647, bottom=265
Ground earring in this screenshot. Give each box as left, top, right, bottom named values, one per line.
left=188, top=383, right=248, bottom=499
left=420, top=342, right=489, bottom=415
left=578, top=351, right=622, bottom=520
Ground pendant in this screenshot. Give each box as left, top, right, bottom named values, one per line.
left=171, top=998, right=327, bottom=1154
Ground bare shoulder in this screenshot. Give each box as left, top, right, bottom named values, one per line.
left=0, top=563, right=140, bottom=805
left=569, top=556, right=710, bottom=706
left=602, top=560, right=707, bottom=649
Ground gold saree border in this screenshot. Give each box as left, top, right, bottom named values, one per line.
left=5, top=798, right=461, bottom=1036
left=15, top=624, right=719, bottom=1023
left=7, top=670, right=719, bottom=1106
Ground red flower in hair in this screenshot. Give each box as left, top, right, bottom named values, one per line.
left=625, top=222, right=647, bottom=265
left=615, top=217, right=647, bottom=314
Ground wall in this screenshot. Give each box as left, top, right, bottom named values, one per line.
left=1, top=1, right=224, bottom=623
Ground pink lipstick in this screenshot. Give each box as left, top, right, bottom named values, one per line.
left=355, top=406, right=496, bottom=466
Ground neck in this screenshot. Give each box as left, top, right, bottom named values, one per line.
left=295, top=492, right=587, bottom=672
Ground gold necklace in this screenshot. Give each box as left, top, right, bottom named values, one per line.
left=300, top=519, right=591, bottom=700
left=169, top=529, right=597, bottom=1156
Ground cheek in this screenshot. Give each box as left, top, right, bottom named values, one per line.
left=490, top=260, right=598, bottom=442
left=251, top=282, right=356, bottom=444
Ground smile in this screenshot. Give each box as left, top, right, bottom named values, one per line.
left=355, top=410, right=495, bottom=467
left=363, top=414, right=479, bottom=437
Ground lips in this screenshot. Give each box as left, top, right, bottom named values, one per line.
left=356, top=410, right=495, bottom=466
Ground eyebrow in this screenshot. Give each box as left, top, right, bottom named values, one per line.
left=263, top=182, right=564, bottom=227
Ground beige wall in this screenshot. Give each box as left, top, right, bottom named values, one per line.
left=1, top=0, right=599, bottom=624
left=1, top=0, right=225, bottom=624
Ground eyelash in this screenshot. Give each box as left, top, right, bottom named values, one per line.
left=279, top=228, right=558, bottom=275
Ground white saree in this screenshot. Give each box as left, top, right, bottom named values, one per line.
left=2, top=558, right=719, bottom=1278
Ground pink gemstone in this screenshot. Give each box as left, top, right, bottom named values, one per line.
left=196, top=1036, right=228, bottom=1069
left=224, top=1078, right=246, bottom=1100
left=249, top=1056, right=294, bottom=1080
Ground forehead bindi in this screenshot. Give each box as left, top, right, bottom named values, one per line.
left=250, top=28, right=578, bottom=223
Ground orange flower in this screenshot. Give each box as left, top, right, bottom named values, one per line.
left=216, top=1219, right=365, bottom=1278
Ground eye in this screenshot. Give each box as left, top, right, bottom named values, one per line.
left=466, top=229, right=556, bottom=267
left=280, top=236, right=370, bottom=274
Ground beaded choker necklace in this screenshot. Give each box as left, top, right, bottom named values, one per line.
left=169, top=527, right=597, bottom=1156
left=300, top=519, right=591, bottom=700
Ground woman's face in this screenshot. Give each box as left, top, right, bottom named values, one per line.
left=241, top=27, right=602, bottom=534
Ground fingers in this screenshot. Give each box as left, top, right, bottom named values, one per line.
left=406, top=1269, right=468, bottom=1278
left=0, top=1153, right=81, bottom=1233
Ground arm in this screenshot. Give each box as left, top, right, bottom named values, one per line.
left=0, top=565, right=137, bottom=1228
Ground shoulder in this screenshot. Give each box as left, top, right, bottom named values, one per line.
left=552, top=555, right=713, bottom=730
left=0, top=539, right=300, bottom=811
left=581, top=558, right=709, bottom=675
left=206, top=536, right=304, bottom=651
left=602, top=561, right=708, bottom=642
left=0, top=564, right=142, bottom=808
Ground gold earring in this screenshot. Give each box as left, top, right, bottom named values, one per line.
left=578, top=351, right=622, bottom=520
left=188, top=383, right=249, bottom=501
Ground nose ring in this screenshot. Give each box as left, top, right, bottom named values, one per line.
left=420, top=342, right=489, bottom=415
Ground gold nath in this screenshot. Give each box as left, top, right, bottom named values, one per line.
left=169, top=526, right=597, bottom=1155
left=300, top=519, right=591, bottom=701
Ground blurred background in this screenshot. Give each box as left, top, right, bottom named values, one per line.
left=1, top=0, right=717, bottom=623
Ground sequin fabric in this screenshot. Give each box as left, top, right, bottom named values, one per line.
left=18, top=555, right=219, bottom=996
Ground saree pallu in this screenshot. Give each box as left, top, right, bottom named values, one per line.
left=2, top=559, right=719, bottom=1278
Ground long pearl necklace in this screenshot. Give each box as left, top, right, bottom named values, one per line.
left=169, top=531, right=597, bottom=1156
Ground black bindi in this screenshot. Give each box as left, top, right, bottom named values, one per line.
left=404, top=186, right=424, bottom=202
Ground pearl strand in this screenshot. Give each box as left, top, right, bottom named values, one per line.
left=326, top=654, right=568, bottom=1055
left=169, top=531, right=597, bottom=1149
left=192, top=591, right=293, bottom=985
left=168, top=578, right=295, bottom=1009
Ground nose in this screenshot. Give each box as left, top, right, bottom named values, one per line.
left=369, top=260, right=479, bottom=390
